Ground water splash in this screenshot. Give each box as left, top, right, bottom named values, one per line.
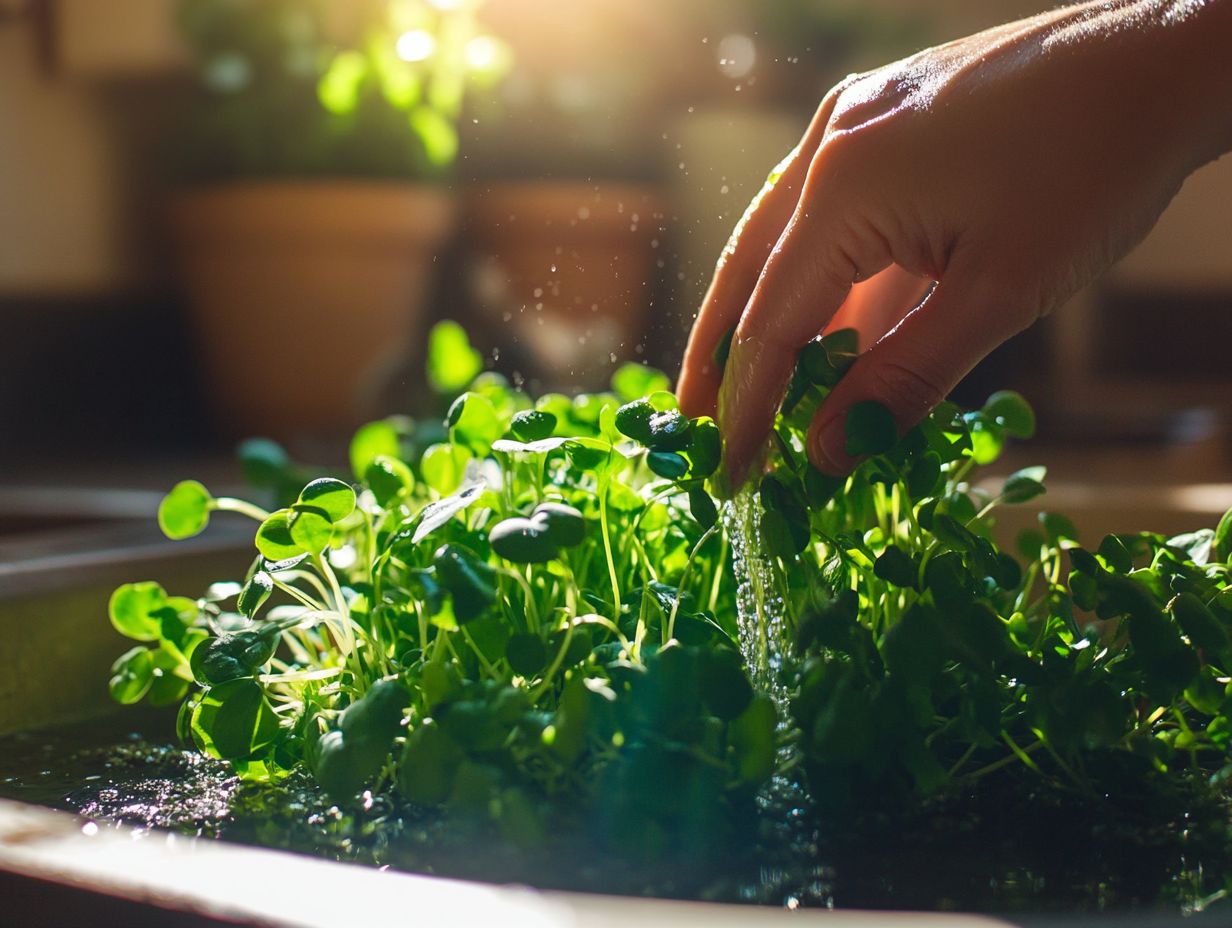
left=728, top=487, right=790, bottom=705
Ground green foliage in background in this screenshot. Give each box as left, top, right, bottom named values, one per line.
left=175, top=0, right=509, bottom=180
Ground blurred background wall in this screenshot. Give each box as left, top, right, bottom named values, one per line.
left=0, top=0, right=1229, bottom=472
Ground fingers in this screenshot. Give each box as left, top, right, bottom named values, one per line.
left=716, top=129, right=911, bottom=489
left=677, top=84, right=849, bottom=420
left=716, top=217, right=859, bottom=490
left=806, top=267, right=1032, bottom=475
left=825, top=265, right=934, bottom=349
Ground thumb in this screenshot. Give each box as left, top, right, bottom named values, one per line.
left=807, top=272, right=1033, bottom=475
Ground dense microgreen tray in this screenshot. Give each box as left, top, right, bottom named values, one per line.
left=103, top=321, right=1232, bottom=878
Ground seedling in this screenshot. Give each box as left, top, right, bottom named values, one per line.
left=109, top=326, right=768, bottom=849
left=108, top=320, right=1232, bottom=847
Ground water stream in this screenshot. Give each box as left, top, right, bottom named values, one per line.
left=725, top=487, right=825, bottom=906
left=728, top=487, right=790, bottom=703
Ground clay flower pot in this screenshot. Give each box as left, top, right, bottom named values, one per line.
left=466, top=182, right=664, bottom=389
left=171, top=182, right=455, bottom=443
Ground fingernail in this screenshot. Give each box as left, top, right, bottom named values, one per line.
left=811, top=415, right=851, bottom=476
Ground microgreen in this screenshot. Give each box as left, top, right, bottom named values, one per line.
left=744, top=327, right=1232, bottom=815
left=109, top=322, right=765, bottom=852
left=108, top=320, right=1232, bottom=849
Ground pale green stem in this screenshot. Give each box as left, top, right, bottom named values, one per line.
left=667, top=523, right=719, bottom=643
left=213, top=498, right=271, bottom=522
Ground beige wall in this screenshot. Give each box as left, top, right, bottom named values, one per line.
left=0, top=21, right=133, bottom=295
left=0, top=0, right=1227, bottom=298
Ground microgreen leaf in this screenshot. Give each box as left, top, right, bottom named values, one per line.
left=688, top=487, right=719, bottom=529
left=109, top=581, right=168, bottom=642
left=1170, top=592, right=1231, bottom=662
left=289, top=508, right=332, bottom=554
left=159, top=480, right=213, bottom=540
left=433, top=544, right=497, bottom=622
left=688, top=419, right=721, bottom=478
left=612, top=362, right=670, bottom=403
left=299, top=477, right=356, bottom=521
left=874, top=545, right=918, bottom=589
left=349, top=419, right=401, bottom=483
left=646, top=409, right=692, bottom=451
left=647, top=450, right=689, bottom=480
left=190, top=679, right=281, bottom=760
left=489, top=517, right=558, bottom=564
left=427, top=320, right=483, bottom=394
left=843, top=401, right=897, bottom=458
left=614, top=399, right=655, bottom=444
left=1215, top=506, right=1232, bottom=564
left=510, top=409, right=557, bottom=442
left=364, top=455, right=414, bottom=506
left=237, top=571, right=273, bottom=618
left=531, top=502, right=587, bottom=547
left=410, top=479, right=487, bottom=545
left=194, top=627, right=279, bottom=685
left=983, top=390, right=1036, bottom=439
left=1002, top=467, right=1046, bottom=505
left=255, top=510, right=304, bottom=561
left=420, top=443, right=471, bottom=495
left=109, top=646, right=154, bottom=704
left=447, top=393, right=503, bottom=456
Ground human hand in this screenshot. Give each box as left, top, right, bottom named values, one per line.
left=677, top=0, right=1232, bottom=491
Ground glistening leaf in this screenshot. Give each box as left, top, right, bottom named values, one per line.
left=489, top=517, right=558, bottom=564
left=109, top=646, right=154, bottom=704
left=531, top=502, right=587, bottom=547
left=410, top=478, right=487, bottom=545
left=510, top=409, right=557, bottom=442
left=190, top=679, right=281, bottom=761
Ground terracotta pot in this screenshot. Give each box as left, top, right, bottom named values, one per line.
left=466, top=182, right=664, bottom=390
left=171, top=182, right=455, bottom=443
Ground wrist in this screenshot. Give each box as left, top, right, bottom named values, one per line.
left=1150, top=0, right=1232, bottom=168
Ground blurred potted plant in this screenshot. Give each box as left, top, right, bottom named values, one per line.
left=169, top=0, right=509, bottom=443
left=455, top=0, right=682, bottom=391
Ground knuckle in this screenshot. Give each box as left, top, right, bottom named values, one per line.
left=867, top=359, right=948, bottom=420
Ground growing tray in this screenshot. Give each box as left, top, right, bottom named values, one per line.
left=1, top=486, right=1228, bottom=927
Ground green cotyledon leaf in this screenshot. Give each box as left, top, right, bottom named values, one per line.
left=158, top=480, right=213, bottom=540
left=844, top=401, right=897, bottom=458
